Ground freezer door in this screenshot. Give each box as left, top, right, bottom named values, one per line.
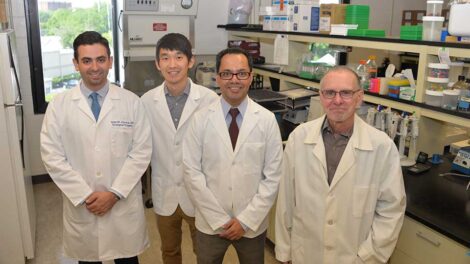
left=0, top=31, right=36, bottom=259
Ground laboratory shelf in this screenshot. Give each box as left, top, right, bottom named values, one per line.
left=253, top=64, right=470, bottom=128
left=219, top=25, right=470, bottom=52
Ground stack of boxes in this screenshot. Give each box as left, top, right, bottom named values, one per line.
left=261, top=0, right=320, bottom=32
left=400, top=25, right=423, bottom=40
left=345, top=5, right=386, bottom=38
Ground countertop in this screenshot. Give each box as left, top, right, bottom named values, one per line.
left=403, top=157, right=470, bottom=248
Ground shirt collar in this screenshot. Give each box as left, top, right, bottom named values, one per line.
left=80, top=81, right=109, bottom=99
left=164, top=79, right=191, bottom=97
left=321, top=117, right=353, bottom=138
left=221, top=96, right=248, bottom=119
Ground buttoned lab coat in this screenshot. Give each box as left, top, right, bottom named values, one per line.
left=183, top=98, right=283, bottom=238
left=141, top=80, right=218, bottom=216
left=40, top=84, right=152, bottom=261
left=275, top=115, right=406, bottom=264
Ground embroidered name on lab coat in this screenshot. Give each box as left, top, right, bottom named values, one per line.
left=111, top=120, right=134, bottom=128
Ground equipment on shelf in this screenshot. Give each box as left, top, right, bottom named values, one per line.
left=451, top=146, right=470, bottom=175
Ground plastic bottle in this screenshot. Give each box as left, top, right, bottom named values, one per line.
left=366, top=55, right=378, bottom=79
left=452, top=75, right=467, bottom=91
left=457, top=79, right=470, bottom=112
left=356, top=60, right=370, bottom=91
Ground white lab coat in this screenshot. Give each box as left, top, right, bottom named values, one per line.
left=183, top=98, right=283, bottom=238
left=275, top=114, right=406, bottom=264
left=141, top=80, right=218, bottom=216
left=40, top=83, right=152, bottom=261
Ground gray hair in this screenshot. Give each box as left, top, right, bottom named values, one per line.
left=320, top=66, right=361, bottom=90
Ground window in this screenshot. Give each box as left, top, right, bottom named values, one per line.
left=26, top=0, right=119, bottom=113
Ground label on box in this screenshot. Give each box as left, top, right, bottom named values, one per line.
left=319, top=16, right=330, bottom=32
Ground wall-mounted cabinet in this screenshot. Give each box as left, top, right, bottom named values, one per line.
left=223, top=27, right=470, bottom=154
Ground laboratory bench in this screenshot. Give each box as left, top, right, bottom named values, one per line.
left=390, top=156, right=470, bottom=264
left=402, top=156, right=470, bottom=248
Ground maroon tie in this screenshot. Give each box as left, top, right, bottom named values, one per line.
left=229, top=108, right=239, bottom=150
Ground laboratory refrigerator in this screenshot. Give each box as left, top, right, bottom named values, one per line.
left=0, top=30, right=36, bottom=262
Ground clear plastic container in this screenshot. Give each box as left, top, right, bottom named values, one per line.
left=427, top=80, right=447, bottom=91
left=427, top=63, right=449, bottom=78
left=425, top=89, right=444, bottom=107
left=422, top=16, right=444, bottom=41
left=442, top=89, right=460, bottom=110
left=426, top=0, right=443, bottom=16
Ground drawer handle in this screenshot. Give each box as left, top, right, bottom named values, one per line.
left=416, top=231, right=441, bottom=247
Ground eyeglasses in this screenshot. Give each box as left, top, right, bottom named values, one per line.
left=321, top=89, right=361, bottom=99
left=218, top=71, right=251, bottom=80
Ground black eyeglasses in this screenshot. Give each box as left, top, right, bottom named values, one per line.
left=218, top=71, right=251, bottom=80
left=321, top=89, right=361, bottom=99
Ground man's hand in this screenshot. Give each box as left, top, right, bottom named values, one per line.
left=219, top=218, right=246, bottom=241
left=85, top=191, right=118, bottom=216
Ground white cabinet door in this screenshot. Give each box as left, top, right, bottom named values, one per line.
left=391, top=216, right=470, bottom=264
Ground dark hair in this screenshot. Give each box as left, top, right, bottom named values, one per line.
left=155, top=33, right=193, bottom=61
left=73, top=31, right=110, bottom=60
left=215, top=48, right=253, bottom=73
left=320, top=66, right=361, bottom=90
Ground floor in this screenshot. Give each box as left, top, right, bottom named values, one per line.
left=27, top=182, right=280, bottom=264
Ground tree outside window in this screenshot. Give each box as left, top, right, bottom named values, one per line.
left=37, top=0, right=114, bottom=102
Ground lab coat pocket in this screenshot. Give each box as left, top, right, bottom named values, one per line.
left=352, top=185, right=378, bottom=217
left=242, top=142, right=264, bottom=174
left=64, top=201, right=93, bottom=224
left=111, top=128, right=133, bottom=157
left=113, top=190, right=139, bottom=216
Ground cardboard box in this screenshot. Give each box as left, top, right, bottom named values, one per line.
left=288, top=0, right=319, bottom=4
left=289, top=4, right=320, bottom=32
left=319, top=4, right=347, bottom=34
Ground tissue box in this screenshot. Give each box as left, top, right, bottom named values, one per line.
left=263, top=16, right=272, bottom=31
left=399, top=86, right=416, bottom=101
left=272, top=16, right=290, bottom=31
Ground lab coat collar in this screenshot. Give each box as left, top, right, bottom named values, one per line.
left=207, top=96, right=260, bottom=154
left=304, top=114, right=373, bottom=151
left=71, top=83, right=120, bottom=124
left=304, top=114, right=374, bottom=189
left=152, top=79, right=202, bottom=131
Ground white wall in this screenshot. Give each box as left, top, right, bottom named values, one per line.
left=194, top=0, right=229, bottom=55
left=12, top=0, right=47, bottom=176
left=350, top=0, right=427, bottom=36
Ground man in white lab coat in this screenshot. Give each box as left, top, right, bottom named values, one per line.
left=141, top=33, right=218, bottom=264
left=40, top=31, right=151, bottom=264
left=183, top=48, right=283, bottom=263
left=275, top=66, right=406, bottom=264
